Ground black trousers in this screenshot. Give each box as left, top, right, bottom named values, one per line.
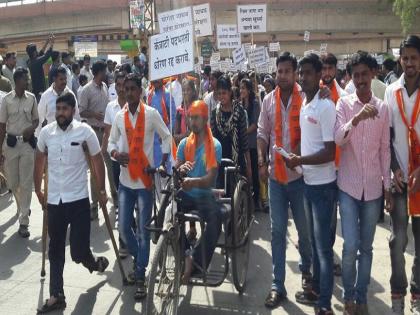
left=249, top=148, right=260, bottom=206
left=48, top=198, right=97, bottom=297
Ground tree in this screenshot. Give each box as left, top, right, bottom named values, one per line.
left=390, top=0, right=420, bottom=34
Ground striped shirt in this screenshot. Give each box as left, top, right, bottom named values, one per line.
left=334, top=93, right=391, bottom=201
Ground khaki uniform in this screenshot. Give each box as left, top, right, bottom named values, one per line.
left=0, top=91, right=38, bottom=226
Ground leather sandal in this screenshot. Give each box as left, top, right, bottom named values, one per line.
left=264, top=289, right=287, bottom=309
left=37, top=297, right=66, bottom=314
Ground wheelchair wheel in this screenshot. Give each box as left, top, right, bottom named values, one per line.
left=231, top=178, right=251, bottom=294
left=146, top=231, right=181, bottom=315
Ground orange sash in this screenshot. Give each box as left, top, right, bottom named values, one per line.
left=124, top=103, right=152, bottom=189
left=147, top=87, right=169, bottom=125
left=395, top=89, right=420, bottom=216
left=274, top=84, right=302, bottom=183
left=184, top=100, right=217, bottom=171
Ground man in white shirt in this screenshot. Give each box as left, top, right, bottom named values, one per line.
left=108, top=73, right=171, bottom=300
left=286, top=54, right=337, bottom=315
left=80, top=54, right=93, bottom=82
left=37, top=67, right=80, bottom=135
left=204, top=70, right=223, bottom=119
left=167, top=74, right=183, bottom=109
left=385, top=35, right=420, bottom=315
left=34, top=92, right=109, bottom=314
left=2, top=52, right=16, bottom=89
left=60, top=52, right=73, bottom=90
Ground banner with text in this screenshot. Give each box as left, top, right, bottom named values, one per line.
left=217, top=24, right=241, bottom=49
left=150, top=26, right=194, bottom=81
left=232, top=46, right=247, bottom=67
left=237, top=4, right=267, bottom=33
left=193, top=3, right=212, bottom=37
left=248, top=46, right=267, bottom=67
left=158, top=6, right=192, bottom=34
left=129, top=0, right=145, bottom=30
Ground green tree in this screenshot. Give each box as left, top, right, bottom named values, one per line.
left=390, top=0, right=420, bottom=34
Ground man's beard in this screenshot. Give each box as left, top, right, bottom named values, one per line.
left=57, top=117, right=73, bottom=129
left=322, top=76, right=335, bottom=85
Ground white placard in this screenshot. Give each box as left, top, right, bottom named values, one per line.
left=256, top=62, right=270, bottom=74
left=304, top=30, right=310, bottom=42
left=228, top=64, right=238, bottom=72
left=198, top=56, right=204, bottom=65
left=217, top=24, right=241, bottom=50
left=320, top=43, right=328, bottom=54
left=194, top=63, right=202, bottom=73
left=337, top=60, right=345, bottom=70
left=74, top=42, right=97, bottom=58
left=232, top=46, right=247, bottom=67
left=150, top=26, right=194, bottom=81
left=237, top=4, right=267, bottom=33
left=210, top=60, right=221, bottom=71
left=269, top=42, right=280, bottom=52
left=304, top=49, right=315, bottom=56
left=220, top=60, right=230, bottom=73
left=211, top=52, right=221, bottom=61
left=270, top=57, right=277, bottom=73
left=375, top=55, right=384, bottom=65
left=193, top=3, right=212, bottom=37
left=392, top=48, right=400, bottom=58
left=243, top=43, right=254, bottom=54
left=248, top=46, right=267, bottom=67
left=158, top=6, right=192, bottom=34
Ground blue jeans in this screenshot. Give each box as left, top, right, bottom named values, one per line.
left=304, top=181, right=336, bottom=310
left=339, top=190, right=381, bottom=304
left=118, top=184, right=152, bottom=280
left=269, top=178, right=312, bottom=295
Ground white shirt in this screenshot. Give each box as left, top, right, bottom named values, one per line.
left=300, top=91, right=337, bottom=185
left=37, top=120, right=101, bottom=205
left=61, top=63, right=73, bottom=90
left=108, top=104, right=171, bottom=189
left=77, top=85, right=84, bottom=102
left=37, top=85, right=80, bottom=135
left=204, top=91, right=217, bottom=119
left=108, top=83, right=117, bottom=102
left=104, top=99, right=124, bottom=160
left=385, top=74, right=420, bottom=182
left=80, top=67, right=93, bottom=82
left=371, top=78, right=386, bottom=101
left=168, top=79, right=183, bottom=109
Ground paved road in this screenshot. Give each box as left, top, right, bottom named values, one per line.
left=0, top=190, right=413, bottom=314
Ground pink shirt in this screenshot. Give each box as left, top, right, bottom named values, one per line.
left=334, top=93, right=391, bottom=201
left=257, top=88, right=304, bottom=183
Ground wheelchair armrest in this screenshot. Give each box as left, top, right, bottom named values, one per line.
left=181, top=212, right=204, bottom=223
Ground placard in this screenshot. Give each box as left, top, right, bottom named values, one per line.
left=237, top=4, right=267, bottom=33
left=375, top=55, right=384, bottom=65
left=201, top=39, right=213, bottom=58
left=217, top=24, right=241, bottom=50
left=193, top=3, right=212, bottom=37
left=248, top=46, right=267, bottom=67
left=269, top=42, right=280, bottom=52
left=304, top=31, right=310, bottom=42
left=150, top=26, right=194, bottom=81
left=74, top=36, right=98, bottom=58
left=158, top=6, right=192, bottom=34
left=129, top=0, right=145, bottom=30
left=256, top=62, right=270, bottom=74
left=211, top=52, right=221, bottom=61
left=270, top=57, right=277, bottom=73
left=232, top=46, right=247, bottom=67
left=320, top=43, right=328, bottom=55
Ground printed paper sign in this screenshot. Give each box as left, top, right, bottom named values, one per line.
left=129, top=0, right=145, bottom=30
left=320, top=43, right=328, bottom=54
left=304, top=31, right=310, bottom=42
left=193, top=3, right=212, bottom=37
left=211, top=52, right=221, bottom=61
left=269, top=42, right=280, bottom=52
left=150, top=26, right=194, bottom=81
left=248, top=46, right=267, bottom=67
left=232, top=46, right=247, bottom=67
left=217, top=24, right=241, bottom=49
left=74, top=36, right=98, bottom=57
left=237, top=4, right=267, bottom=33
left=158, top=6, right=192, bottom=34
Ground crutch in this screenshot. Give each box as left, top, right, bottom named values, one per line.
left=40, top=165, right=48, bottom=278
left=84, top=147, right=128, bottom=285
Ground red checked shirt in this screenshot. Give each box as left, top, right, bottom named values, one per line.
left=334, top=93, right=391, bottom=201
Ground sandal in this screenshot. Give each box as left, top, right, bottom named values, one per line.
left=264, top=290, right=287, bottom=309
left=37, top=297, right=66, bottom=314
left=134, top=279, right=147, bottom=301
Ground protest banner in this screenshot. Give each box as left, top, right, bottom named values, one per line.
left=211, top=52, right=221, bottom=61
left=237, top=4, right=267, bottom=33
left=129, top=0, right=145, bottom=30
left=248, top=46, right=267, bottom=67
left=243, top=43, right=254, bottom=54
left=158, top=6, right=192, bottom=34
left=150, top=26, right=194, bottom=81
left=375, top=54, right=384, bottom=65
left=217, top=24, right=241, bottom=49
left=269, top=42, right=280, bottom=52
left=74, top=36, right=98, bottom=58
left=270, top=57, right=277, bottom=73
left=201, top=39, right=213, bottom=58
left=304, top=31, right=311, bottom=42
left=256, top=62, right=270, bottom=74
left=232, top=46, right=247, bottom=67
left=193, top=3, right=212, bottom=37
left=320, top=43, right=328, bottom=55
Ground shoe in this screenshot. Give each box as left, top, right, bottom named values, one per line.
left=18, top=225, right=30, bottom=238
left=355, top=304, right=370, bottom=315
left=333, top=262, right=342, bottom=277
left=411, top=295, right=420, bottom=315
left=264, top=289, right=287, bottom=309
left=301, top=272, right=312, bottom=292
left=295, top=290, right=319, bottom=306
left=90, top=207, right=98, bottom=221
left=37, top=295, right=66, bottom=314
left=316, top=308, right=334, bottom=315
left=134, top=279, right=147, bottom=301
left=392, top=295, right=405, bottom=314
left=344, top=301, right=356, bottom=315
left=127, top=271, right=136, bottom=285
left=119, top=246, right=129, bottom=259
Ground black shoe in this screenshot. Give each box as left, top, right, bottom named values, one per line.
left=37, top=296, right=66, bottom=314
left=264, top=289, right=287, bottom=309
left=301, top=272, right=313, bottom=291
left=18, top=224, right=30, bottom=238
left=96, top=256, right=109, bottom=272
left=134, top=279, right=147, bottom=301
left=295, top=290, right=319, bottom=306
left=316, top=307, right=334, bottom=315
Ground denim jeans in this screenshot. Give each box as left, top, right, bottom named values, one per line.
left=118, top=184, right=152, bottom=280
left=269, top=177, right=312, bottom=295
left=304, top=181, right=336, bottom=310
left=177, top=191, right=222, bottom=270
left=339, top=190, right=381, bottom=304
left=389, top=186, right=420, bottom=295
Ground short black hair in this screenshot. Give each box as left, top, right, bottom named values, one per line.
left=114, top=71, right=126, bottom=83
left=299, top=53, right=323, bottom=73
left=133, top=56, right=140, bottom=62
left=400, top=35, right=420, bottom=55
left=124, top=73, right=142, bottom=88
left=321, top=53, right=338, bottom=66
left=51, top=51, right=60, bottom=62
left=204, top=65, right=211, bottom=76
left=120, top=63, right=132, bottom=74
left=383, top=58, right=396, bottom=71
left=13, top=67, right=28, bottom=82
left=83, top=54, right=91, bottom=61
left=276, top=52, right=298, bottom=71
left=56, top=92, right=76, bottom=108
left=216, top=74, right=232, bottom=91
left=79, top=74, right=88, bottom=85
left=71, top=63, right=80, bottom=72
left=210, top=70, right=223, bottom=80
left=51, top=66, right=67, bottom=81
left=348, top=51, right=377, bottom=72
left=26, top=43, right=37, bottom=57
left=107, top=59, right=113, bottom=64
left=91, top=60, right=107, bottom=76
left=5, top=52, right=15, bottom=60
left=61, top=52, right=70, bottom=60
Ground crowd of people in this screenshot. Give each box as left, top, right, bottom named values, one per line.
left=0, top=32, right=420, bottom=315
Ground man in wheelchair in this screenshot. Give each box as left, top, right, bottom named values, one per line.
left=175, top=100, right=223, bottom=283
